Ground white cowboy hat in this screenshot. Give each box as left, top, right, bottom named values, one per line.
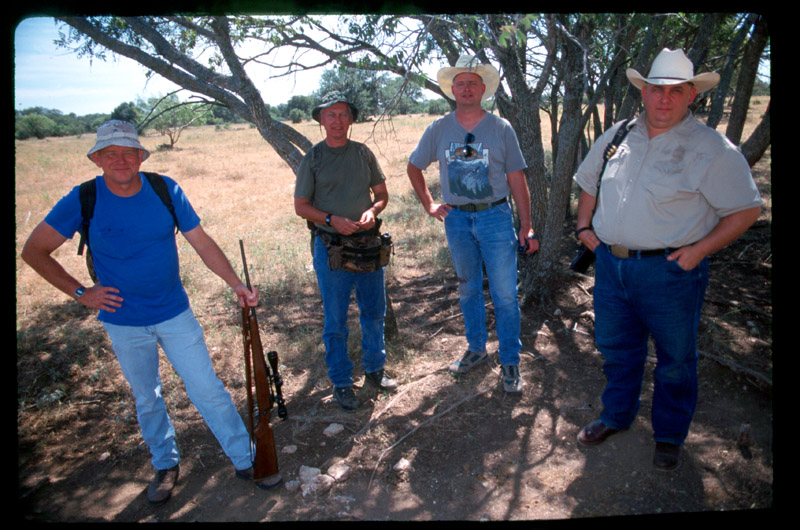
left=626, top=48, right=720, bottom=93
left=437, top=54, right=501, bottom=101
left=87, top=120, right=150, bottom=161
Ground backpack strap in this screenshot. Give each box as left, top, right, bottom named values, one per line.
left=600, top=119, right=633, bottom=173
left=142, top=172, right=179, bottom=234
left=76, top=173, right=180, bottom=283
left=589, top=119, right=634, bottom=228
left=77, top=179, right=96, bottom=256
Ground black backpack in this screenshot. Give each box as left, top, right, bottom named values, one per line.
left=77, top=172, right=179, bottom=283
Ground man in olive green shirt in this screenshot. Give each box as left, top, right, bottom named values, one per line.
left=294, top=92, right=396, bottom=411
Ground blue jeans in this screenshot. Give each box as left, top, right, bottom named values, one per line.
left=443, top=201, right=522, bottom=365
left=313, top=235, right=387, bottom=388
left=593, top=243, right=709, bottom=446
left=102, top=308, right=252, bottom=471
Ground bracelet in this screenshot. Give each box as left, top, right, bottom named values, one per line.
left=575, top=227, right=592, bottom=238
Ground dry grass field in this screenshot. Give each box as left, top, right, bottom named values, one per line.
left=16, top=102, right=771, bottom=522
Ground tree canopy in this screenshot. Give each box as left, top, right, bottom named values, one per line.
left=53, top=13, right=770, bottom=301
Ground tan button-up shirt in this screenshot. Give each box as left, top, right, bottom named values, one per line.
left=573, top=113, right=762, bottom=250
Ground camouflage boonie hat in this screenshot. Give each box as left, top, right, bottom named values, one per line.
left=311, top=91, right=359, bottom=123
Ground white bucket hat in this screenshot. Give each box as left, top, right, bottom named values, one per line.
left=626, top=48, right=720, bottom=93
left=437, top=54, right=501, bottom=101
left=87, top=120, right=150, bottom=161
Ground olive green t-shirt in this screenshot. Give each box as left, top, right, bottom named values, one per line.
left=294, top=140, right=386, bottom=233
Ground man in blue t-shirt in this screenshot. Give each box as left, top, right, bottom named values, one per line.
left=407, top=55, right=540, bottom=395
left=21, top=120, right=280, bottom=504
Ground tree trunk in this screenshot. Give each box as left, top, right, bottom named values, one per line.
left=522, top=19, right=591, bottom=304
left=741, top=101, right=770, bottom=167
left=726, top=16, right=769, bottom=145
left=707, top=14, right=758, bottom=129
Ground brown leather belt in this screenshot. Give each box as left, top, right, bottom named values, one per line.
left=607, top=244, right=675, bottom=259
left=450, top=197, right=507, bottom=212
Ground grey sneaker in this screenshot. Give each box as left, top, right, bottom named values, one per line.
left=365, top=369, right=398, bottom=391
left=334, top=386, right=360, bottom=411
left=147, top=464, right=179, bottom=505
left=501, top=365, right=523, bottom=395
left=449, top=350, right=489, bottom=374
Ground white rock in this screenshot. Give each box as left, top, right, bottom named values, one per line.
left=323, top=423, right=345, bottom=437
left=301, top=474, right=335, bottom=497
left=393, top=457, right=412, bottom=471
left=282, top=445, right=297, bottom=454
left=298, top=465, right=321, bottom=483
left=327, top=461, right=351, bottom=482
left=285, top=479, right=302, bottom=492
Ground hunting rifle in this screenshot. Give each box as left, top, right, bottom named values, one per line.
left=239, top=240, right=287, bottom=484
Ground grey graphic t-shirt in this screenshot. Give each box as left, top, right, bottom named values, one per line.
left=409, top=112, right=526, bottom=205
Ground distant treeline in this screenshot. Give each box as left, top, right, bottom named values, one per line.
left=15, top=67, right=457, bottom=141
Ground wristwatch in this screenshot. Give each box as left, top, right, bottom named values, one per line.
left=74, top=286, right=86, bottom=299
left=325, top=213, right=333, bottom=226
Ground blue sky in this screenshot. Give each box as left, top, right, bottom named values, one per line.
left=13, top=16, right=323, bottom=116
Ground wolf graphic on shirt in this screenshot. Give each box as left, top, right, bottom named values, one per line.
left=446, top=140, right=490, bottom=200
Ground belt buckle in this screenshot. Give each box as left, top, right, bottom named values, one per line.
left=610, top=245, right=630, bottom=259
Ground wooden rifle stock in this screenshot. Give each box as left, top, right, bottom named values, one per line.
left=239, top=240, right=282, bottom=481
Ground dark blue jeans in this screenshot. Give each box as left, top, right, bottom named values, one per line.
left=313, top=235, right=387, bottom=388
left=593, top=243, right=709, bottom=445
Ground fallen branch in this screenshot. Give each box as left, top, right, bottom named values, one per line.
left=367, top=380, right=499, bottom=490
left=699, top=349, right=772, bottom=389
left=352, top=371, right=446, bottom=440
left=704, top=295, right=772, bottom=318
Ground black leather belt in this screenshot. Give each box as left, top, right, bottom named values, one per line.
left=450, top=197, right=507, bottom=212
left=604, top=243, right=676, bottom=259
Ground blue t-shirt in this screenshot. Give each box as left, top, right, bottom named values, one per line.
left=45, top=174, right=201, bottom=326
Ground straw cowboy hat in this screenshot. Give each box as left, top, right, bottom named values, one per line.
left=626, top=48, right=720, bottom=93
left=87, top=120, right=150, bottom=161
left=437, top=54, right=501, bottom=101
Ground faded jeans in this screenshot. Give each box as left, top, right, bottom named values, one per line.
left=102, top=308, right=252, bottom=471
left=593, top=243, right=709, bottom=445
left=443, top=201, right=522, bottom=366
left=313, top=235, right=387, bottom=388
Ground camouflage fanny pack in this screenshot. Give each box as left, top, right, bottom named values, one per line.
left=318, top=228, right=393, bottom=273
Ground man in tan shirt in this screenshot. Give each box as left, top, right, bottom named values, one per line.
left=572, top=49, right=761, bottom=471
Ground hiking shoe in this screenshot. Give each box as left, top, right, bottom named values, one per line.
left=235, top=466, right=284, bottom=490
left=653, top=442, right=682, bottom=472
left=501, top=365, right=523, bottom=395
left=449, top=350, right=489, bottom=374
left=365, top=369, right=398, bottom=391
left=147, top=464, right=179, bottom=505
left=334, top=386, right=360, bottom=411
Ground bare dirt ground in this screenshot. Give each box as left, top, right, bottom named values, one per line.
left=17, top=152, right=772, bottom=522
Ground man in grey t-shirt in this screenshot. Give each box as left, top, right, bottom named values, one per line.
left=407, top=55, right=539, bottom=395
left=294, top=92, right=396, bottom=411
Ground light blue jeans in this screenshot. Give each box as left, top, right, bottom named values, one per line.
left=443, top=201, right=522, bottom=365
left=102, top=308, right=252, bottom=471
left=313, top=235, right=387, bottom=388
